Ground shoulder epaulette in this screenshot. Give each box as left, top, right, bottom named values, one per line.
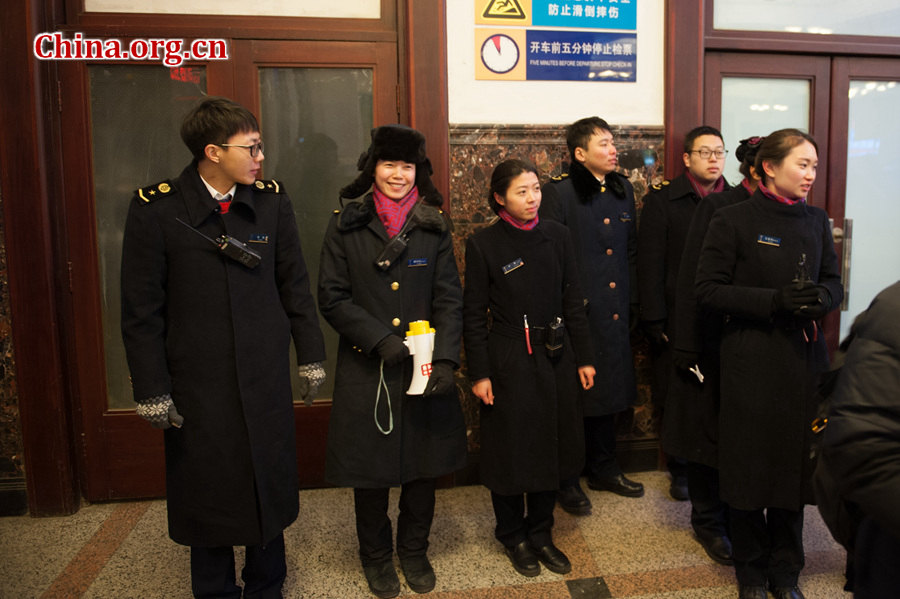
left=650, top=179, right=671, bottom=191
left=550, top=173, right=569, bottom=182
left=253, top=179, right=283, bottom=193
left=137, top=180, right=176, bottom=203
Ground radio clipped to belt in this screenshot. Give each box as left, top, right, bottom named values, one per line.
left=545, top=317, right=565, bottom=359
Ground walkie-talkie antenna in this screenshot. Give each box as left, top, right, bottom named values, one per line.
left=176, top=217, right=217, bottom=245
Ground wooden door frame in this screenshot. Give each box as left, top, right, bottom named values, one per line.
left=666, top=0, right=900, bottom=181
left=702, top=51, right=832, bottom=209
left=6, top=0, right=448, bottom=514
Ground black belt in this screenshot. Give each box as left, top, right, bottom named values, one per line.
left=490, top=320, right=547, bottom=344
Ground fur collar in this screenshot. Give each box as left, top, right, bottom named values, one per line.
left=568, top=160, right=627, bottom=200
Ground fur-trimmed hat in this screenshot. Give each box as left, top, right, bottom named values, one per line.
left=339, top=124, right=442, bottom=205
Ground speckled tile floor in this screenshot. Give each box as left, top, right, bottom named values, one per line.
left=0, top=472, right=851, bottom=598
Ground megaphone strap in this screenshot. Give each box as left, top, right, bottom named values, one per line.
left=375, top=360, right=394, bottom=435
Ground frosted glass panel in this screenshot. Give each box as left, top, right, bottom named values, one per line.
left=720, top=77, right=809, bottom=185
left=714, top=0, right=900, bottom=38
left=840, top=80, right=900, bottom=339
left=259, top=67, right=374, bottom=401
left=90, top=65, right=206, bottom=409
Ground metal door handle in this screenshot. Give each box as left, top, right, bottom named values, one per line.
left=833, top=219, right=852, bottom=311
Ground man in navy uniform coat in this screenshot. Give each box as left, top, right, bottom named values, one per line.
left=541, top=116, right=644, bottom=515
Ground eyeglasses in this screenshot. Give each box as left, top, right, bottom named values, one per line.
left=690, top=148, right=728, bottom=160
left=217, top=141, right=264, bottom=157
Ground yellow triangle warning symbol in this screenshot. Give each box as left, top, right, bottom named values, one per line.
left=482, top=0, right=526, bottom=20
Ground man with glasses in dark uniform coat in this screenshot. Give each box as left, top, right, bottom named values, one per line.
left=121, top=96, right=326, bottom=599
left=637, top=125, right=732, bottom=566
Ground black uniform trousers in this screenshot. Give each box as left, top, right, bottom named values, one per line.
left=584, top=414, right=622, bottom=479
left=490, top=490, right=556, bottom=549
left=688, top=461, right=730, bottom=539
left=354, top=478, right=436, bottom=566
left=190, top=533, right=286, bottom=599
left=730, top=507, right=804, bottom=587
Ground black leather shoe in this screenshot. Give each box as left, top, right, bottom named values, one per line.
left=696, top=534, right=733, bottom=565
left=530, top=542, right=571, bottom=574
left=504, top=540, right=540, bottom=577
left=770, top=585, right=805, bottom=599
left=738, top=585, right=768, bottom=599
left=557, top=483, right=592, bottom=515
left=587, top=474, right=645, bottom=497
left=362, top=561, right=401, bottom=598
left=669, top=475, right=689, bottom=501
left=400, top=555, right=435, bottom=594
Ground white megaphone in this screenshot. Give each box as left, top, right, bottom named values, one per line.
left=404, top=320, right=435, bottom=395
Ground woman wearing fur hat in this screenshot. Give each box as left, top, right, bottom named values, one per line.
left=318, top=125, right=466, bottom=598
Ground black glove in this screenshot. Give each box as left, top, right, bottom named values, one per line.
left=135, top=393, right=184, bottom=429
left=423, top=360, right=456, bottom=397
left=374, top=335, right=410, bottom=367
left=297, top=362, right=326, bottom=406
left=795, top=285, right=833, bottom=319
left=642, top=320, right=669, bottom=350
left=671, top=349, right=700, bottom=372
left=772, top=283, right=821, bottom=315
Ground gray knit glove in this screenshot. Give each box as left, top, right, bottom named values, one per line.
left=298, top=362, right=326, bottom=406
left=135, top=393, right=184, bottom=429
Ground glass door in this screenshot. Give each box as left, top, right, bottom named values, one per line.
left=234, top=39, right=398, bottom=486
left=705, top=52, right=830, bottom=205
left=829, top=58, right=900, bottom=339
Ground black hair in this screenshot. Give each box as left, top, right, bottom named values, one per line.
left=566, top=117, right=612, bottom=163
left=754, top=128, right=818, bottom=186
left=683, top=125, right=724, bottom=154
left=180, top=96, right=259, bottom=161
left=735, top=136, right=765, bottom=179
left=488, top=159, right=540, bottom=215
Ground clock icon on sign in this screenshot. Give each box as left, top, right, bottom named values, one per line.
left=480, top=34, right=519, bottom=74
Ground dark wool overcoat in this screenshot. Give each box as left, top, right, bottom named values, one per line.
left=121, top=164, right=326, bottom=547
left=695, top=190, right=843, bottom=511
left=665, top=183, right=750, bottom=467
left=318, top=194, right=466, bottom=488
left=463, top=219, right=595, bottom=495
left=638, top=174, right=730, bottom=408
left=816, top=281, right=900, bottom=555
left=540, top=161, right=638, bottom=417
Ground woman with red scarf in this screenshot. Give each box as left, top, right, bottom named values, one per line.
left=318, top=125, right=465, bottom=598
left=695, top=129, right=843, bottom=599
left=463, top=159, right=596, bottom=578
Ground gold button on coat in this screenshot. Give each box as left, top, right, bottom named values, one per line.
left=609, top=281, right=616, bottom=289
left=392, top=318, right=401, bottom=327
left=612, top=313, right=620, bottom=320
left=603, top=217, right=611, bottom=225
left=390, top=282, right=399, bottom=291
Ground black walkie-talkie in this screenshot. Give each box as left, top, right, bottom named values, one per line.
left=176, top=218, right=261, bottom=269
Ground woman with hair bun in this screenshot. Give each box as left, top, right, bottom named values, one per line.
left=463, top=158, right=595, bottom=578
left=695, top=129, right=843, bottom=599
